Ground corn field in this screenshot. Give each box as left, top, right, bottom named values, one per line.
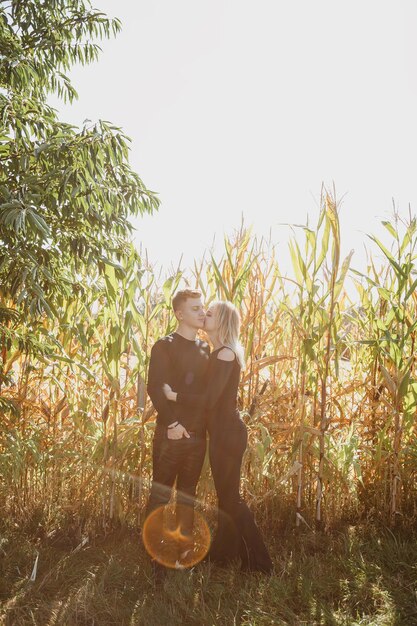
left=1, top=192, right=417, bottom=533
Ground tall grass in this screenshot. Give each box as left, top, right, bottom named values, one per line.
left=2, top=524, right=416, bottom=626
left=1, top=193, right=417, bottom=532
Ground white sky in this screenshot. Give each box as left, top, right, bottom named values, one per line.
left=49, top=0, right=417, bottom=279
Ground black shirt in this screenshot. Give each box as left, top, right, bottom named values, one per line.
left=147, top=332, right=210, bottom=431
left=176, top=348, right=241, bottom=432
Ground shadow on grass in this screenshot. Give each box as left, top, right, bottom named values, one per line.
left=1, top=525, right=416, bottom=625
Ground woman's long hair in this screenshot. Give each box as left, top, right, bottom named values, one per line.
left=214, top=300, right=245, bottom=369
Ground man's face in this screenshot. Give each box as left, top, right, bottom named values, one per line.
left=176, top=297, right=205, bottom=329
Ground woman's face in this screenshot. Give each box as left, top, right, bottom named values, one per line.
left=203, top=303, right=219, bottom=333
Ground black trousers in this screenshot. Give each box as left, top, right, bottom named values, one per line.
left=145, top=425, right=206, bottom=536
left=209, top=419, right=273, bottom=573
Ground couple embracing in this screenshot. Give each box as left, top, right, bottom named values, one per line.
left=145, top=289, right=272, bottom=580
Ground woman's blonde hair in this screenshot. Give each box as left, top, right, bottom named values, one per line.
left=213, top=300, right=245, bottom=369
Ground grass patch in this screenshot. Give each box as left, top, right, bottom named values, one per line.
left=1, top=522, right=416, bottom=625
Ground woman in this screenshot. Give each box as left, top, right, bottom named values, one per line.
left=163, top=300, right=273, bottom=573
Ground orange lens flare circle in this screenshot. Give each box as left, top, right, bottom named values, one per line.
left=143, top=504, right=211, bottom=569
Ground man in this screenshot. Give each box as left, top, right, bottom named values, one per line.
left=144, top=289, right=210, bottom=579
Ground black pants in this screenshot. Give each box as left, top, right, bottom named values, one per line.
left=145, top=425, right=206, bottom=536
left=209, top=419, right=273, bottom=573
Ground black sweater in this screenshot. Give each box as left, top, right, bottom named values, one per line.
left=176, top=348, right=241, bottom=431
left=147, top=332, right=210, bottom=431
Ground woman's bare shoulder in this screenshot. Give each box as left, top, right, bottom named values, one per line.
left=217, top=347, right=236, bottom=362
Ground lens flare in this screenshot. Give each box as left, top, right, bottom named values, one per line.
left=143, top=504, right=211, bottom=569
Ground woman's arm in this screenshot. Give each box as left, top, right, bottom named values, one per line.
left=163, top=348, right=236, bottom=410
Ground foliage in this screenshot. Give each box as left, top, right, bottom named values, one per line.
left=0, top=2, right=416, bottom=531
left=2, top=195, right=417, bottom=530
left=1, top=523, right=416, bottom=625
left=0, top=0, right=159, bottom=316
left=351, top=214, right=417, bottom=521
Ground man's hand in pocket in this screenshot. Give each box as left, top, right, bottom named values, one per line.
left=167, top=424, right=190, bottom=440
